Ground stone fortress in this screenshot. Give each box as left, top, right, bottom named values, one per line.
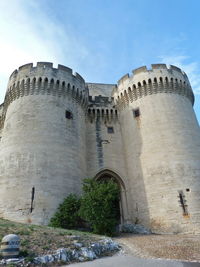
left=0, top=62, right=200, bottom=234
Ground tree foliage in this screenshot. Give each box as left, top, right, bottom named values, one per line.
left=49, top=193, right=81, bottom=229
left=79, top=178, right=120, bottom=236
left=49, top=179, right=120, bottom=236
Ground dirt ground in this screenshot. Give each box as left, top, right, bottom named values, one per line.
left=114, top=233, right=200, bottom=262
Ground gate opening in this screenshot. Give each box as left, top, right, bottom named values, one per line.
left=95, top=170, right=127, bottom=225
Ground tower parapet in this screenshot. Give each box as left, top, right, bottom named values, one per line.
left=5, top=62, right=88, bottom=111
left=112, top=64, right=194, bottom=108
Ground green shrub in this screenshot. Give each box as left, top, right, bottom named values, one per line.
left=79, top=178, right=120, bottom=236
left=49, top=194, right=82, bottom=229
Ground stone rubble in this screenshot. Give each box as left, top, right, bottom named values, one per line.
left=0, top=258, right=25, bottom=266
left=73, top=242, right=83, bottom=248
left=0, top=238, right=119, bottom=266
left=120, top=223, right=151, bottom=234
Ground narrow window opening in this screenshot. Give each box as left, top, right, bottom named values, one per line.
left=186, top=188, right=190, bottom=192
left=30, top=187, right=35, bottom=213
left=133, top=108, right=140, bottom=118
left=178, top=190, right=189, bottom=216
left=107, top=126, right=114, bottom=134
left=65, top=110, right=73, bottom=119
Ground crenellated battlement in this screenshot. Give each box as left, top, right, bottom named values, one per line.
left=114, top=64, right=194, bottom=108
left=4, top=62, right=88, bottom=112
left=9, top=62, right=85, bottom=84
left=117, top=64, right=189, bottom=86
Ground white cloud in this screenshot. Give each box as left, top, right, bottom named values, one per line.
left=0, top=0, right=90, bottom=103
left=159, top=55, right=200, bottom=95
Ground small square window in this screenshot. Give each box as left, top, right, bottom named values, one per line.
left=107, top=127, right=114, bottom=134
left=65, top=110, right=73, bottom=119
left=133, top=108, right=140, bottom=118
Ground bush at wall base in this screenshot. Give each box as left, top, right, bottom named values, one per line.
left=49, top=194, right=82, bottom=229
left=79, top=178, right=120, bottom=236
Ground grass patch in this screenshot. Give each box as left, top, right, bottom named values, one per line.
left=0, top=218, right=103, bottom=263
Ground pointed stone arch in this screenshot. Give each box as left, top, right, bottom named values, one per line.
left=94, top=169, right=129, bottom=224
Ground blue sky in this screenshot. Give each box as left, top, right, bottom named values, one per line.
left=0, top=0, right=200, bottom=123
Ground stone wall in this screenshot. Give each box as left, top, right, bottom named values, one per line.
left=113, top=64, right=200, bottom=233
left=0, top=63, right=88, bottom=225
left=0, top=103, right=4, bottom=136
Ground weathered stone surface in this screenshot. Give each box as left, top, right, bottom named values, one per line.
left=79, top=247, right=97, bottom=260
left=74, top=242, right=83, bottom=248
left=0, top=257, right=24, bottom=265
left=121, top=224, right=151, bottom=234
left=32, top=238, right=119, bottom=265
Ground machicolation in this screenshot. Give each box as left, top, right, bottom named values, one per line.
left=113, top=64, right=194, bottom=109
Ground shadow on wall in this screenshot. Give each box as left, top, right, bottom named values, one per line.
left=119, top=108, right=151, bottom=228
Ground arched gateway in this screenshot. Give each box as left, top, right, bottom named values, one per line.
left=94, top=169, right=129, bottom=225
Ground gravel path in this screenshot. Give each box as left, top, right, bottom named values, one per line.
left=114, top=233, right=200, bottom=262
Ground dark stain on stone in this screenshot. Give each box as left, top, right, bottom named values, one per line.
left=95, top=117, right=103, bottom=168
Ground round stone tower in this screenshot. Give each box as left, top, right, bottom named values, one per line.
left=0, top=62, right=88, bottom=225
left=112, top=64, right=200, bottom=233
